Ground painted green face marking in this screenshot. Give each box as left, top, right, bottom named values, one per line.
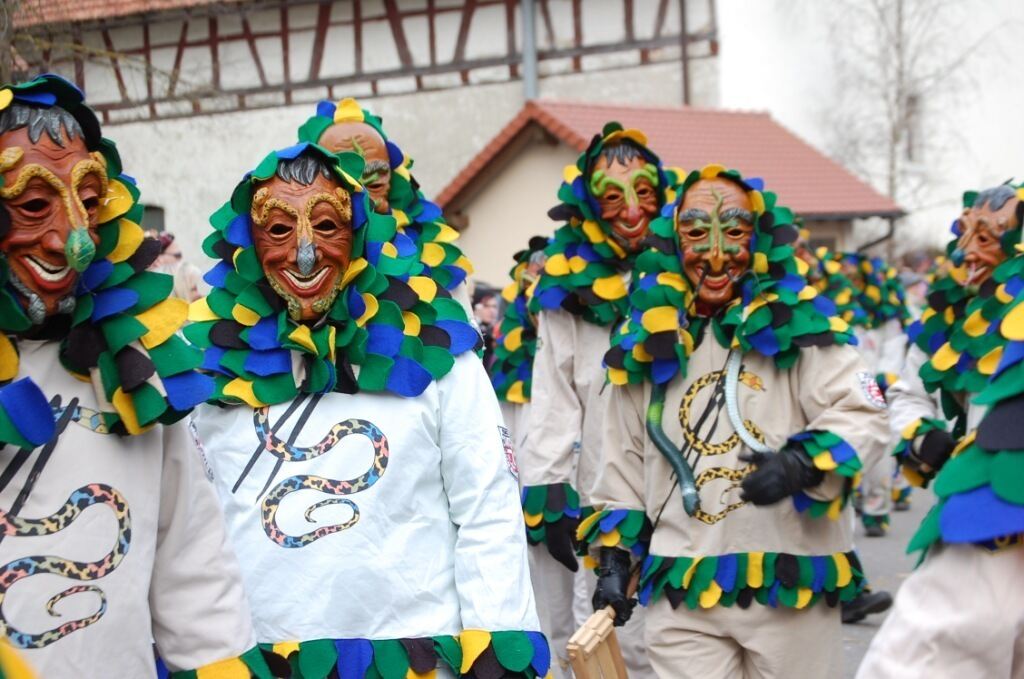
left=677, top=177, right=755, bottom=312
left=590, top=153, right=660, bottom=253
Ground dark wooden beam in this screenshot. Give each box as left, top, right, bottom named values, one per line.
left=100, top=28, right=129, bottom=102
left=382, top=0, right=414, bottom=69
left=241, top=15, right=269, bottom=87
left=308, top=2, right=331, bottom=81
left=167, top=19, right=188, bottom=97
left=281, top=5, right=292, bottom=104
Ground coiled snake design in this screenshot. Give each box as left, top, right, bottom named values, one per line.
left=0, top=483, right=131, bottom=648
left=679, top=369, right=766, bottom=525
left=253, top=410, right=389, bottom=548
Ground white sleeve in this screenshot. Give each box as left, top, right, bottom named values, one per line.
left=887, top=344, right=943, bottom=438
left=438, top=354, right=541, bottom=632
left=150, top=421, right=258, bottom=671
left=877, top=318, right=909, bottom=377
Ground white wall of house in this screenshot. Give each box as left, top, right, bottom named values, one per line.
left=718, top=0, right=1024, bottom=254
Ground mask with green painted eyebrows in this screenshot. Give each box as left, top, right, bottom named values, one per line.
left=589, top=150, right=660, bottom=253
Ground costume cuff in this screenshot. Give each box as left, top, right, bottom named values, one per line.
left=460, top=630, right=552, bottom=678
left=521, top=483, right=581, bottom=546
left=168, top=646, right=273, bottom=679
left=638, top=551, right=865, bottom=610
left=787, top=430, right=862, bottom=519
left=894, top=417, right=948, bottom=487
left=576, top=508, right=653, bottom=566
left=254, top=636, right=463, bottom=679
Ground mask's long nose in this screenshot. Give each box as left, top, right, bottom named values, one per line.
left=65, top=226, right=95, bottom=272
left=297, top=238, right=317, bottom=276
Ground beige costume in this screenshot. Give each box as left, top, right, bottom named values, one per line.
left=856, top=345, right=1021, bottom=677
left=591, top=340, right=889, bottom=679
left=524, top=308, right=652, bottom=678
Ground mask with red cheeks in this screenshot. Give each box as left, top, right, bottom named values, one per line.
left=251, top=171, right=354, bottom=322
left=589, top=146, right=660, bottom=253
left=953, top=189, right=1020, bottom=289
left=318, top=121, right=391, bottom=214
left=676, top=177, right=755, bottom=313
left=0, top=125, right=105, bottom=324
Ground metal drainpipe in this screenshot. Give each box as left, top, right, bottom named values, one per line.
left=856, top=216, right=897, bottom=256
left=521, top=0, right=539, bottom=100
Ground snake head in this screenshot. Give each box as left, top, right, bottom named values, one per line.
left=682, top=486, right=701, bottom=516
left=739, top=372, right=765, bottom=391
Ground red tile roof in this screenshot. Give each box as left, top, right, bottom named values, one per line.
left=14, top=0, right=233, bottom=27
left=437, top=100, right=903, bottom=220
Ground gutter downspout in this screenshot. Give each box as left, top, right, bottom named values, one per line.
left=521, top=0, right=538, bottom=100
left=856, top=215, right=897, bottom=256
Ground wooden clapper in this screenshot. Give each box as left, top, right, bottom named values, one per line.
left=565, top=571, right=639, bottom=679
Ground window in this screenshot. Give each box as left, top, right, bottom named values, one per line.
left=141, top=205, right=166, bottom=233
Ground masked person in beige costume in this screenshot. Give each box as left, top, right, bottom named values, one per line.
left=583, top=166, right=889, bottom=679
left=858, top=183, right=1024, bottom=678
left=522, top=124, right=681, bottom=678
left=0, top=75, right=271, bottom=678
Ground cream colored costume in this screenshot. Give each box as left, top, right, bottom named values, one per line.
left=590, top=341, right=889, bottom=678
left=524, top=308, right=652, bottom=679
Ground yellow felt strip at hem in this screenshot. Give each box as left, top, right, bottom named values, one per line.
left=194, top=657, right=250, bottom=679
left=506, top=381, right=526, bottom=404
left=576, top=511, right=602, bottom=540
left=834, top=553, right=852, bottom=587
left=746, top=552, right=764, bottom=588
left=699, top=581, right=722, bottom=608
left=459, top=630, right=492, bottom=674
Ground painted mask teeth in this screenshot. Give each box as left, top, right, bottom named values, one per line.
left=25, top=255, right=72, bottom=282
left=282, top=267, right=329, bottom=290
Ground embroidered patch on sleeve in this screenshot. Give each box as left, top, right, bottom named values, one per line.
left=856, top=370, right=887, bottom=409
left=499, top=425, right=519, bottom=479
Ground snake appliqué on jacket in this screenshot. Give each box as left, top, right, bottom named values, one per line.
left=0, top=483, right=131, bottom=648
left=253, top=410, right=389, bottom=548
left=679, top=369, right=766, bottom=525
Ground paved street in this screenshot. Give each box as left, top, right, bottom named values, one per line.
left=842, top=490, right=931, bottom=677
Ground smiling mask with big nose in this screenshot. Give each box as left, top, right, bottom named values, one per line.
left=676, top=177, right=754, bottom=314
left=0, top=126, right=104, bottom=324
left=251, top=172, right=354, bottom=322
left=950, top=186, right=1020, bottom=292
left=590, top=148, right=660, bottom=253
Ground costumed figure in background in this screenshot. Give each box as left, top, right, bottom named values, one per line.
left=797, top=238, right=896, bottom=624
left=586, top=165, right=889, bottom=678
left=187, top=143, right=549, bottom=679
left=523, top=123, right=678, bottom=679
left=0, top=75, right=271, bottom=677
left=296, top=97, right=473, bottom=315
left=859, top=183, right=1024, bottom=677
left=833, top=252, right=910, bottom=537
left=490, top=236, right=549, bottom=454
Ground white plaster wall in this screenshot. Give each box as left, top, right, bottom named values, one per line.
left=718, top=0, right=1024, bottom=253
left=455, top=138, right=576, bottom=286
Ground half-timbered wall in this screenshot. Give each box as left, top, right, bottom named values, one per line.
left=14, top=0, right=719, bottom=279
left=19, top=0, right=717, bottom=123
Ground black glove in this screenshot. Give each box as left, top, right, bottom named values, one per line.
left=592, top=547, right=636, bottom=627
left=905, top=429, right=955, bottom=485
left=739, top=446, right=825, bottom=506
left=545, top=514, right=580, bottom=573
